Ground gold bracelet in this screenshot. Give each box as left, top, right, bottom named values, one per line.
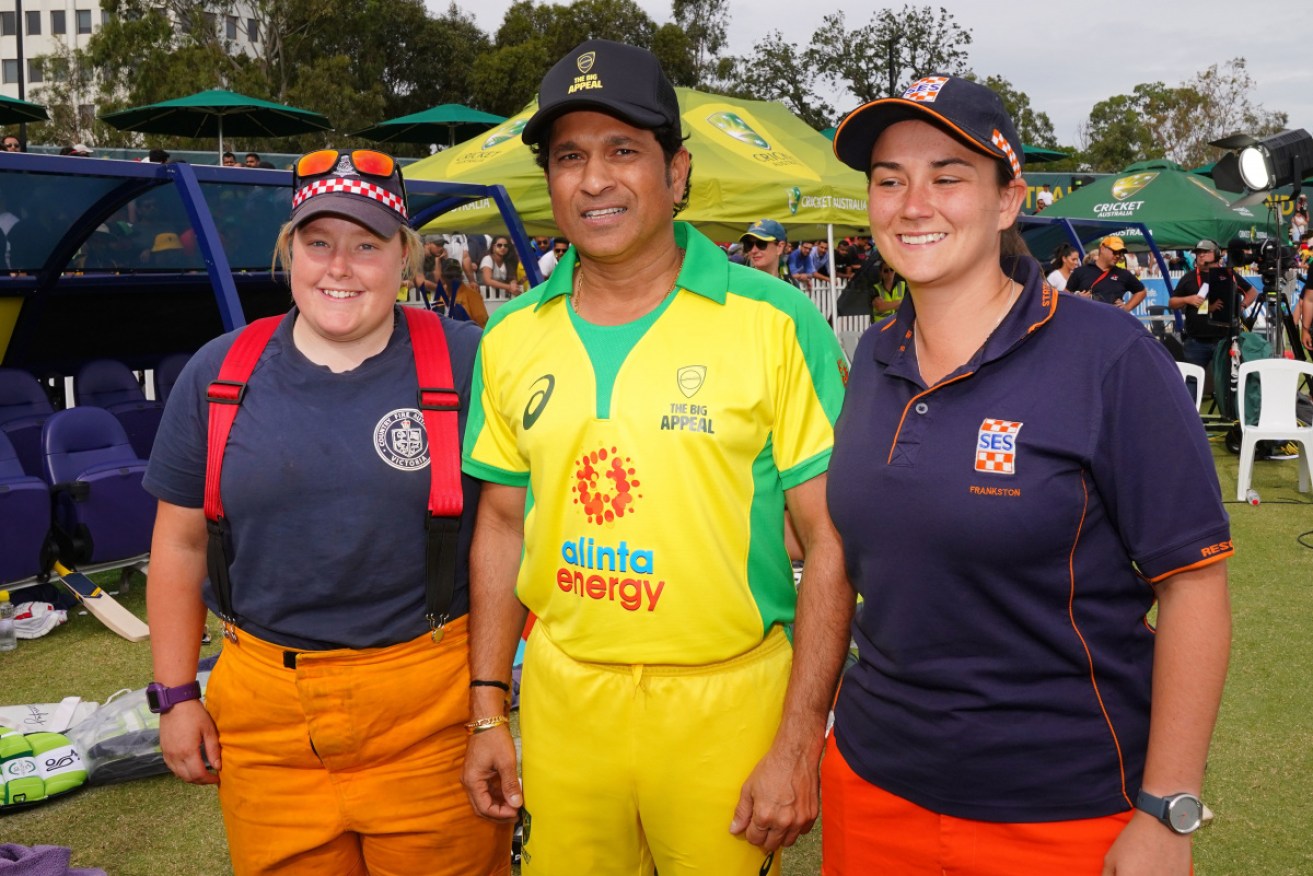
left=465, top=715, right=510, bottom=735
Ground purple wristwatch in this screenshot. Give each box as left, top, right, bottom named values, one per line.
left=146, top=680, right=202, bottom=714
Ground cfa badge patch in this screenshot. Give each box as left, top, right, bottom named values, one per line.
left=374, top=408, right=430, bottom=471
left=975, top=418, right=1022, bottom=474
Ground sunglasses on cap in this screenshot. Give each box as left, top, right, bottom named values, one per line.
left=294, top=149, right=406, bottom=200
left=741, top=238, right=778, bottom=251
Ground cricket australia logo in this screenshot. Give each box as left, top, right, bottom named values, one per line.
left=1111, top=172, right=1157, bottom=201
left=975, top=418, right=1022, bottom=474
left=374, top=408, right=430, bottom=471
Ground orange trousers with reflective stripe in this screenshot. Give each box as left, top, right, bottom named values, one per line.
left=207, top=616, right=511, bottom=876
left=821, top=733, right=1141, bottom=876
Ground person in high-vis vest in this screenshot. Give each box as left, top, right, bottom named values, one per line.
left=143, top=150, right=510, bottom=875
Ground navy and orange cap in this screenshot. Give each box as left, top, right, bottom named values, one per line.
left=833, top=74, right=1024, bottom=179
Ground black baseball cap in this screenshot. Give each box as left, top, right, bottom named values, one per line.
left=522, top=39, right=680, bottom=148
left=833, top=74, right=1023, bottom=179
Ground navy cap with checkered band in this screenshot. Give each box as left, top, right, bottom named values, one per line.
left=833, top=74, right=1024, bottom=181
left=289, top=150, right=409, bottom=239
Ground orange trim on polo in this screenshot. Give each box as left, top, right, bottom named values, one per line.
left=1027, top=281, right=1061, bottom=335
left=885, top=371, right=975, bottom=465
left=1066, top=472, right=1132, bottom=809
left=1144, top=549, right=1233, bottom=585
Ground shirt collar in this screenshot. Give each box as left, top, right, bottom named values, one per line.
left=871, top=257, right=1059, bottom=380
left=532, top=222, right=729, bottom=310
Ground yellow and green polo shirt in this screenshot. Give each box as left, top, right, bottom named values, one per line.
left=463, top=223, right=847, bottom=664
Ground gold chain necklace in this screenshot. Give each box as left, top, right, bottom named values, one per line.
left=572, top=251, right=687, bottom=316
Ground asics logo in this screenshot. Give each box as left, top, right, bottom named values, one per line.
left=523, top=375, right=555, bottom=429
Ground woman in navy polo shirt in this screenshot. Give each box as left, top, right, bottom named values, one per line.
left=823, top=75, right=1232, bottom=875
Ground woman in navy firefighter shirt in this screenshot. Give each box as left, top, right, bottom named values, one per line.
left=822, top=75, right=1232, bottom=875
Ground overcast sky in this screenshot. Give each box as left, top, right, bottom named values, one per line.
left=431, top=0, right=1310, bottom=148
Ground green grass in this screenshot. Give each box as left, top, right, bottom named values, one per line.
left=1, top=441, right=1310, bottom=874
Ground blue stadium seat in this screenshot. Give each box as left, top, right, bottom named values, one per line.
left=152, top=352, right=192, bottom=404
left=0, top=431, right=51, bottom=586
left=74, top=359, right=165, bottom=459
left=0, top=368, right=55, bottom=477
left=41, top=407, right=155, bottom=568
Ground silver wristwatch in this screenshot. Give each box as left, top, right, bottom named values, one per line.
left=1135, top=789, right=1204, bottom=835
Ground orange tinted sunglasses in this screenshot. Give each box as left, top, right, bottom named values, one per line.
left=294, top=149, right=397, bottom=181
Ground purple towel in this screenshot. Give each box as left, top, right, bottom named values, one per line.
left=0, top=845, right=106, bottom=876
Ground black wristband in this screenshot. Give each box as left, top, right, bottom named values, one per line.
left=469, top=679, right=510, bottom=693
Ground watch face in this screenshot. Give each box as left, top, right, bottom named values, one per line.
left=145, top=684, right=164, bottom=713
left=1168, top=796, right=1203, bottom=833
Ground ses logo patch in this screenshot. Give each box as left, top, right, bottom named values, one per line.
left=974, top=418, right=1022, bottom=474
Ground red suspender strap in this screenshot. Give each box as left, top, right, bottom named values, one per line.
left=403, top=307, right=462, bottom=518
left=205, top=316, right=283, bottom=521
left=402, top=307, right=463, bottom=640
left=203, top=315, right=282, bottom=638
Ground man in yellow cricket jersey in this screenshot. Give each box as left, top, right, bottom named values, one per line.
left=460, top=38, right=854, bottom=876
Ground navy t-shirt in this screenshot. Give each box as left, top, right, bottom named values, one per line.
left=827, top=258, right=1231, bottom=822
left=144, top=306, right=482, bottom=650
left=1067, top=263, right=1145, bottom=306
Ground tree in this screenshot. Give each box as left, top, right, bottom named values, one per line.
left=970, top=74, right=1058, bottom=149
left=1079, top=59, right=1287, bottom=172
left=1157, top=59, right=1287, bottom=168
left=809, top=6, right=972, bottom=106
left=720, top=31, right=834, bottom=131
left=1079, top=88, right=1163, bottom=172
left=672, top=0, right=728, bottom=89
left=32, top=0, right=247, bottom=147
left=472, top=0, right=663, bottom=118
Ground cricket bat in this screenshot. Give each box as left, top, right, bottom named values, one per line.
left=52, top=561, right=150, bottom=642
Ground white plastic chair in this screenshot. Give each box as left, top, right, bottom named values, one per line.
left=1235, top=359, right=1313, bottom=501
left=1176, top=361, right=1205, bottom=412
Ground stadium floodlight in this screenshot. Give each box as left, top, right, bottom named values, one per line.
left=1210, top=129, right=1313, bottom=195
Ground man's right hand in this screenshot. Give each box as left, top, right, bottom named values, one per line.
left=159, top=700, right=220, bottom=785
left=462, top=726, right=523, bottom=822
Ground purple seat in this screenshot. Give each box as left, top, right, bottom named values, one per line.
left=153, top=352, right=192, bottom=404
left=0, top=431, right=51, bottom=586
left=0, top=367, right=55, bottom=477
left=74, top=359, right=165, bottom=459
left=42, top=407, right=155, bottom=567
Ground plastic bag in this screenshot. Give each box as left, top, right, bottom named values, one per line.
left=64, top=671, right=210, bottom=785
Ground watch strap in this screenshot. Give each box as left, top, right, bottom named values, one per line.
left=1135, top=789, right=1202, bottom=835
left=147, top=680, right=203, bottom=714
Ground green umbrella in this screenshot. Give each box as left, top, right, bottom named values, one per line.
left=1022, top=144, right=1070, bottom=164
left=407, top=88, right=870, bottom=242
left=0, top=94, right=50, bottom=125
left=99, top=89, right=332, bottom=158
left=1039, top=159, right=1277, bottom=249
left=349, top=104, right=506, bottom=148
